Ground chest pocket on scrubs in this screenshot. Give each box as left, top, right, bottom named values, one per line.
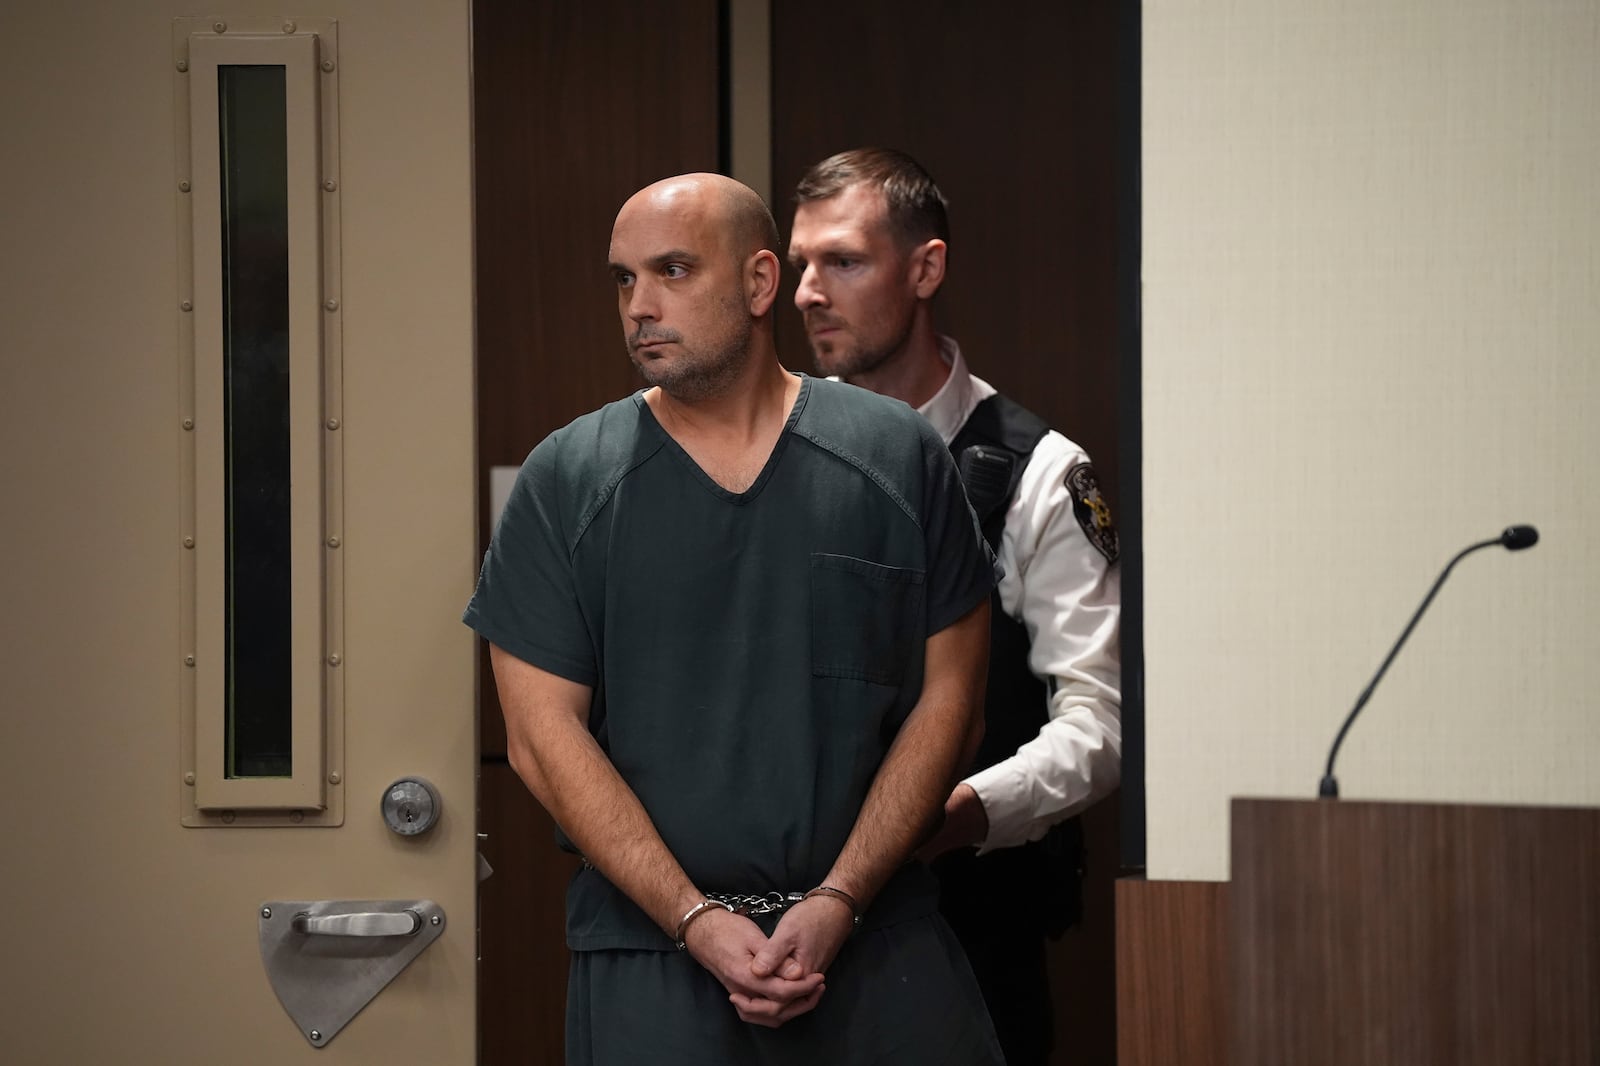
left=809, top=553, right=925, bottom=685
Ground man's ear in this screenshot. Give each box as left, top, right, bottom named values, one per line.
left=748, top=248, right=782, bottom=315
left=910, top=239, right=947, bottom=300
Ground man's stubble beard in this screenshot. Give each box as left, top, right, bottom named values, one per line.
left=806, top=315, right=912, bottom=382
left=628, top=290, right=753, bottom=403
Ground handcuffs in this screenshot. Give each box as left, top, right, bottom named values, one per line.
left=673, top=887, right=863, bottom=949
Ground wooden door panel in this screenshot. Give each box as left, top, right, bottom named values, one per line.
left=479, top=764, right=582, bottom=1066
left=472, top=3, right=723, bottom=1061
left=771, top=1, right=1123, bottom=514
left=474, top=0, right=723, bottom=758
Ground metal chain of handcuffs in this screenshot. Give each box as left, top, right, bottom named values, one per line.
left=582, top=858, right=861, bottom=950
left=582, top=857, right=864, bottom=947
left=704, top=891, right=808, bottom=917
left=685, top=890, right=862, bottom=949
left=582, top=851, right=812, bottom=915
left=583, top=859, right=809, bottom=918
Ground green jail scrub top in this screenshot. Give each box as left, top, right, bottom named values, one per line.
left=464, top=374, right=997, bottom=951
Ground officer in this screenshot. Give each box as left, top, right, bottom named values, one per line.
left=788, top=148, right=1122, bottom=1066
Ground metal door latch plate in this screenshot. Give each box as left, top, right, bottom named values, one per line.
left=259, top=898, right=445, bottom=1047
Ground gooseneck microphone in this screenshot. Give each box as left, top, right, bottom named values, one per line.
left=1317, top=525, right=1539, bottom=799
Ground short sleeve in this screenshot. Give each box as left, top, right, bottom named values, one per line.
left=918, top=422, right=1000, bottom=635
left=462, top=436, right=598, bottom=687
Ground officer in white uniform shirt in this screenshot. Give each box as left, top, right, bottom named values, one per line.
left=788, top=148, right=1120, bottom=1066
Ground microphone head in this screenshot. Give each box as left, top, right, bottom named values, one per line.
left=1500, top=524, right=1539, bottom=551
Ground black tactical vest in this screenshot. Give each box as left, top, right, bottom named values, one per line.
left=937, top=393, right=1085, bottom=937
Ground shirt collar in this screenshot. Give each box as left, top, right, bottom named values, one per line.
left=917, top=335, right=996, bottom=444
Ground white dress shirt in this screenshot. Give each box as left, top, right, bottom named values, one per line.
left=918, top=337, right=1123, bottom=852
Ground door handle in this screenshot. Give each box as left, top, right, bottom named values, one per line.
left=292, top=909, right=422, bottom=936
left=260, top=899, right=445, bottom=1047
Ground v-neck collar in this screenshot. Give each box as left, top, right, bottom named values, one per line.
left=634, top=374, right=812, bottom=504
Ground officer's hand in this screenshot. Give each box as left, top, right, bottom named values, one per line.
left=916, top=782, right=990, bottom=862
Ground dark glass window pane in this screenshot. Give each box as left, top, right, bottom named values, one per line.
left=219, top=65, right=292, bottom=779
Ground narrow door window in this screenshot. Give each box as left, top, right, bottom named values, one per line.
left=177, top=20, right=344, bottom=824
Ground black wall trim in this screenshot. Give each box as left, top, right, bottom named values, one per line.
left=716, top=0, right=732, bottom=176
left=1117, top=0, right=1146, bottom=873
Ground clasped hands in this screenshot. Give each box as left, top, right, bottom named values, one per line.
left=682, top=895, right=857, bottom=1028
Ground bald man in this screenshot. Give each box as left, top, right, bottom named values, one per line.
left=464, top=174, right=1005, bottom=1065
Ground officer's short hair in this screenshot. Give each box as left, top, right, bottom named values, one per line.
left=794, top=147, right=950, bottom=248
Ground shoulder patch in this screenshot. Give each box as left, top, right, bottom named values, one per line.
left=1065, top=463, right=1119, bottom=563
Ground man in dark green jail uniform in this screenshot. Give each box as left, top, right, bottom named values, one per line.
left=464, top=173, right=1004, bottom=1065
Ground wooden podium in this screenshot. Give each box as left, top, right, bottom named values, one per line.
left=1118, top=798, right=1600, bottom=1065
left=1233, top=798, right=1600, bottom=1065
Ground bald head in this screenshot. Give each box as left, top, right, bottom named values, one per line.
left=614, top=173, right=779, bottom=267
left=607, top=174, right=784, bottom=401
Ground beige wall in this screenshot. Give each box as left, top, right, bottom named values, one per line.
left=0, top=2, right=478, bottom=1061
left=1142, top=0, right=1600, bottom=880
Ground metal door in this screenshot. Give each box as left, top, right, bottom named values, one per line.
left=0, top=2, right=478, bottom=1062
